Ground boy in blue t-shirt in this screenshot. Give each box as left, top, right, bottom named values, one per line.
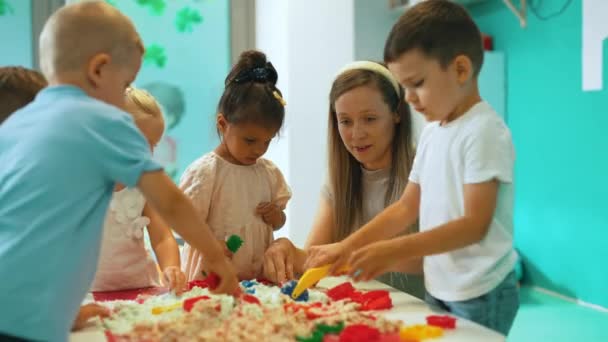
left=0, top=2, right=238, bottom=341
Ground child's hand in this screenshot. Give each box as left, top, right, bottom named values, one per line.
left=219, top=238, right=234, bottom=258
left=346, top=239, right=404, bottom=282
left=204, top=256, right=239, bottom=295
left=256, top=202, right=285, bottom=229
left=162, top=266, right=187, bottom=294
left=72, top=303, right=110, bottom=331
left=305, top=241, right=352, bottom=274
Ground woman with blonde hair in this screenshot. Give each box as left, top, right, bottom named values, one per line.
left=263, top=61, right=424, bottom=297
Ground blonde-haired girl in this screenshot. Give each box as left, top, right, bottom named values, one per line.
left=91, top=87, right=186, bottom=293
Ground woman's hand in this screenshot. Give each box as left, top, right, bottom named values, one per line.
left=263, top=238, right=298, bottom=283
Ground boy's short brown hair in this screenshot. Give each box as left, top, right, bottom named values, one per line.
left=384, top=0, right=484, bottom=76
left=0, top=66, right=47, bottom=124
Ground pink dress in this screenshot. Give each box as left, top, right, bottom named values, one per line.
left=90, top=188, right=161, bottom=291
left=180, top=152, right=291, bottom=280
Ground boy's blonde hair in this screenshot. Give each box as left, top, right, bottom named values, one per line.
left=39, top=1, right=143, bottom=80
left=125, top=87, right=164, bottom=125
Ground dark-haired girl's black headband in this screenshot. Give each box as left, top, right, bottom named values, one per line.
left=231, top=62, right=286, bottom=106
left=232, top=62, right=278, bottom=84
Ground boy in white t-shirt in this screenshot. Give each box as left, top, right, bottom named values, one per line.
left=305, top=0, right=518, bottom=336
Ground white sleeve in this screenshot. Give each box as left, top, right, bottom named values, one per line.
left=463, top=118, right=515, bottom=184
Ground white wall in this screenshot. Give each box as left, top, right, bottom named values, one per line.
left=256, top=0, right=355, bottom=246
left=256, top=0, right=291, bottom=239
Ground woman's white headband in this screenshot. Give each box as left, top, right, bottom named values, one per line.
left=335, top=61, right=401, bottom=95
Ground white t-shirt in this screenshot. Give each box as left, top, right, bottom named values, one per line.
left=409, top=101, right=517, bottom=301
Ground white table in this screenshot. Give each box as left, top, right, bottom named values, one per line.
left=70, top=277, right=505, bottom=341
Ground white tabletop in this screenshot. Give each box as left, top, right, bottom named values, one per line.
left=70, top=277, right=505, bottom=341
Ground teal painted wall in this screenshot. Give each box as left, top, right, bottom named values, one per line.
left=470, top=1, right=608, bottom=307
left=111, top=0, right=230, bottom=182
left=2, top=0, right=229, bottom=181
left=0, top=0, right=32, bottom=67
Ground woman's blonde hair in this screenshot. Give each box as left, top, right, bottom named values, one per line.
left=125, top=86, right=164, bottom=125
left=328, top=66, right=414, bottom=242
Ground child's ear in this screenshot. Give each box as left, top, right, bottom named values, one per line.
left=86, top=53, right=111, bottom=87
left=453, top=55, right=473, bottom=85
left=216, top=113, right=227, bottom=133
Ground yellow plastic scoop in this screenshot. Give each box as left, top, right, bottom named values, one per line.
left=151, top=302, right=182, bottom=315
left=291, top=264, right=350, bottom=299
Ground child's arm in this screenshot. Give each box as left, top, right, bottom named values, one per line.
left=397, top=180, right=498, bottom=256
left=305, top=182, right=421, bottom=273
left=258, top=161, right=291, bottom=230
left=72, top=304, right=110, bottom=331
left=138, top=170, right=238, bottom=294
left=347, top=180, right=498, bottom=281
left=143, top=204, right=186, bottom=294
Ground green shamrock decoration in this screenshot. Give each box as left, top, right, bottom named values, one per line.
left=0, top=0, right=14, bottom=16
left=136, top=0, right=166, bottom=16
left=175, top=7, right=203, bottom=33
left=143, top=44, right=167, bottom=68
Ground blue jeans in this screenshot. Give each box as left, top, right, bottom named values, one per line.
left=425, top=271, right=520, bottom=336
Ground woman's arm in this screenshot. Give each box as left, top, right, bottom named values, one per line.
left=263, top=197, right=336, bottom=282
left=304, top=197, right=337, bottom=248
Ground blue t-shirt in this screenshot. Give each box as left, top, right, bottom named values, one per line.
left=0, top=86, right=161, bottom=341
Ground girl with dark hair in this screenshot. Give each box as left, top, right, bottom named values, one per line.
left=180, top=50, right=292, bottom=281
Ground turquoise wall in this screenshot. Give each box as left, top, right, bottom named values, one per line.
left=0, top=0, right=32, bottom=67
left=106, top=0, right=230, bottom=182
left=470, top=1, right=608, bottom=307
